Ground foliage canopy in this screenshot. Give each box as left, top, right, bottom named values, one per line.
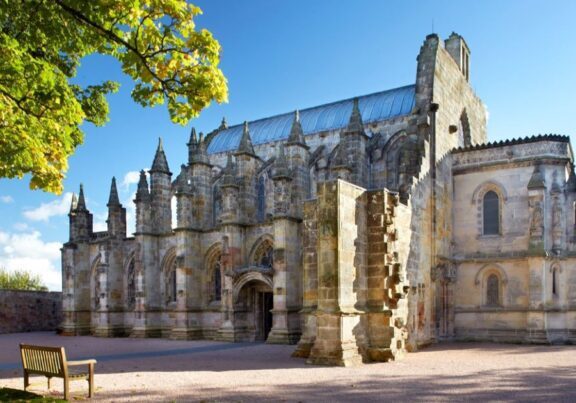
left=0, top=0, right=228, bottom=193
left=0, top=267, right=48, bottom=291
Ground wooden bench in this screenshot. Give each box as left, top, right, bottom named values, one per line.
left=19, top=344, right=96, bottom=400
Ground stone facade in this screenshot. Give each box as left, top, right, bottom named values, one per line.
left=62, top=32, right=576, bottom=365
left=0, top=290, right=62, bottom=334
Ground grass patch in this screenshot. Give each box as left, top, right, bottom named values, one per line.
left=0, top=387, right=66, bottom=402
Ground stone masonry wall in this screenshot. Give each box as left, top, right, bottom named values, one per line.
left=0, top=290, right=62, bottom=334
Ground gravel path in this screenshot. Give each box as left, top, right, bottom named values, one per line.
left=1, top=332, right=575, bottom=402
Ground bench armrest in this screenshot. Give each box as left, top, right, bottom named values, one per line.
left=67, top=359, right=97, bottom=366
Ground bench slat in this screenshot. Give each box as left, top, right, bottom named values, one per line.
left=20, top=344, right=94, bottom=400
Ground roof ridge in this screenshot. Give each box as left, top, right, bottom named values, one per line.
left=452, top=134, right=570, bottom=153
left=221, top=84, right=416, bottom=131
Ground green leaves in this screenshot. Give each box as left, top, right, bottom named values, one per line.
left=0, top=267, right=48, bottom=291
left=0, top=0, right=228, bottom=193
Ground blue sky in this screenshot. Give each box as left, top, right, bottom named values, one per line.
left=1, top=0, right=575, bottom=290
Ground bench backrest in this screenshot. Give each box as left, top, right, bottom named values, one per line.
left=20, top=344, right=67, bottom=377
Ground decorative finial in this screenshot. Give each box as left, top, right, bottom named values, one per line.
left=236, top=121, right=256, bottom=156
left=287, top=109, right=307, bottom=148
left=107, top=177, right=120, bottom=207
left=150, top=137, right=171, bottom=174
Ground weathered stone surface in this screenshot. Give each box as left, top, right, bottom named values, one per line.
left=0, top=290, right=62, bottom=334
left=62, top=32, right=576, bottom=364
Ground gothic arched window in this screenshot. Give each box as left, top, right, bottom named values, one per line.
left=486, top=274, right=500, bottom=306
left=126, top=259, right=136, bottom=310
left=212, top=254, right=222, bottom=302
left=257, top=175, right=266, bottom=222
left=552, top=267, right=559, bottom=296
left=483, top=191, right=500, bottom=235
left=166, top=258, right=177, bottom=304
left=253, top=240, right=274, bottom=269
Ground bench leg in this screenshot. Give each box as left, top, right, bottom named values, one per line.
left=88, top=363, right=94, bottom=397
left=23, top=371, right=29, bottom=391
left=64, top=378, right=70, bottom=401
left=47, top=376, right=51, bottom=390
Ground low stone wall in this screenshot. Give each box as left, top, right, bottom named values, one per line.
left=0, top=290, right=62, bottom=334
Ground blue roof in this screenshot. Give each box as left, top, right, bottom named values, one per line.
left=207, top=84, right=416, bottom=154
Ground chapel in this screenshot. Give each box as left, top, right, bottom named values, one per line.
left=62, top=33, right=576, bottom=366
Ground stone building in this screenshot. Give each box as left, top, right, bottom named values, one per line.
left=62, top=33, right=576, bottom=366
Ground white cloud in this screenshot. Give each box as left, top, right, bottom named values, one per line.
left=93, top=212, right=108, bottom=232
left=0, top=230, right=62, bottom=291
left=120, top=168, right=149, bottom=191
left=121, top=170, right=141, bottom=190
left=0, top=195, right=14, bottom=203
left=23, top=192, right=73, bottom=222
left=13, top=222, right=30, bottom=232
left=124, top=190, right=137, bottom=236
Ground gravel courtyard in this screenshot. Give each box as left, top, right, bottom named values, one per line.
left=1, top=332, right=575, bottom=402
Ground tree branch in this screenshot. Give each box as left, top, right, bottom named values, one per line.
left=53, top=0, right=171, bottom=92
left=0, top=89, right=43, bottom=119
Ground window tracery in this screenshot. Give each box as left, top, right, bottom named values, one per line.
left=253, top=240, right=274, bottom=268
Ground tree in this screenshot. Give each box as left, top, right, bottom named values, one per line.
left=0, top=0, right=228, bottom=193
left=0, top=267, right=48, bottom=291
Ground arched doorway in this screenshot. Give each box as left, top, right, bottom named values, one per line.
left=233, top=273, right=273, bottom=342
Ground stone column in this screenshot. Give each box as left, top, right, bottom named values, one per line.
left=292, top=201, right=318, bottom=357
left=526, top=164, right=547, bottom=343
left=267, top=217, right=302, bottom=344
left=171, top=231, right=203, bottom=340
left=131, top=238, right=162, bottom=337
left=307, top=180, right=364, bottom=366
left=216, top=228, right=246, bottom=341
left=93, top=253, right=109, bottom=337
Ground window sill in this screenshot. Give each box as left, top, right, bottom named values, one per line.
left=477, top=234, right=502, bottom=240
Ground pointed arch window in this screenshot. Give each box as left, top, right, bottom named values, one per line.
left=486, top=274, right=500, bottom=306
left=253, top=240, right=274, bottom=269
left=552, top=266, right=559, bottom=297
left=483, top=191, right=500, bottom=235
left=166, top=258, right=177, bottom=304
left=126, top=259, right=136, bottom=310
left=212, top=254, right=222, bottom=302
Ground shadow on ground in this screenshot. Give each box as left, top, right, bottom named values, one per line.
left=0, top=387, right=65, bottom=402
left=92, top=365, right=576, bottom=402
